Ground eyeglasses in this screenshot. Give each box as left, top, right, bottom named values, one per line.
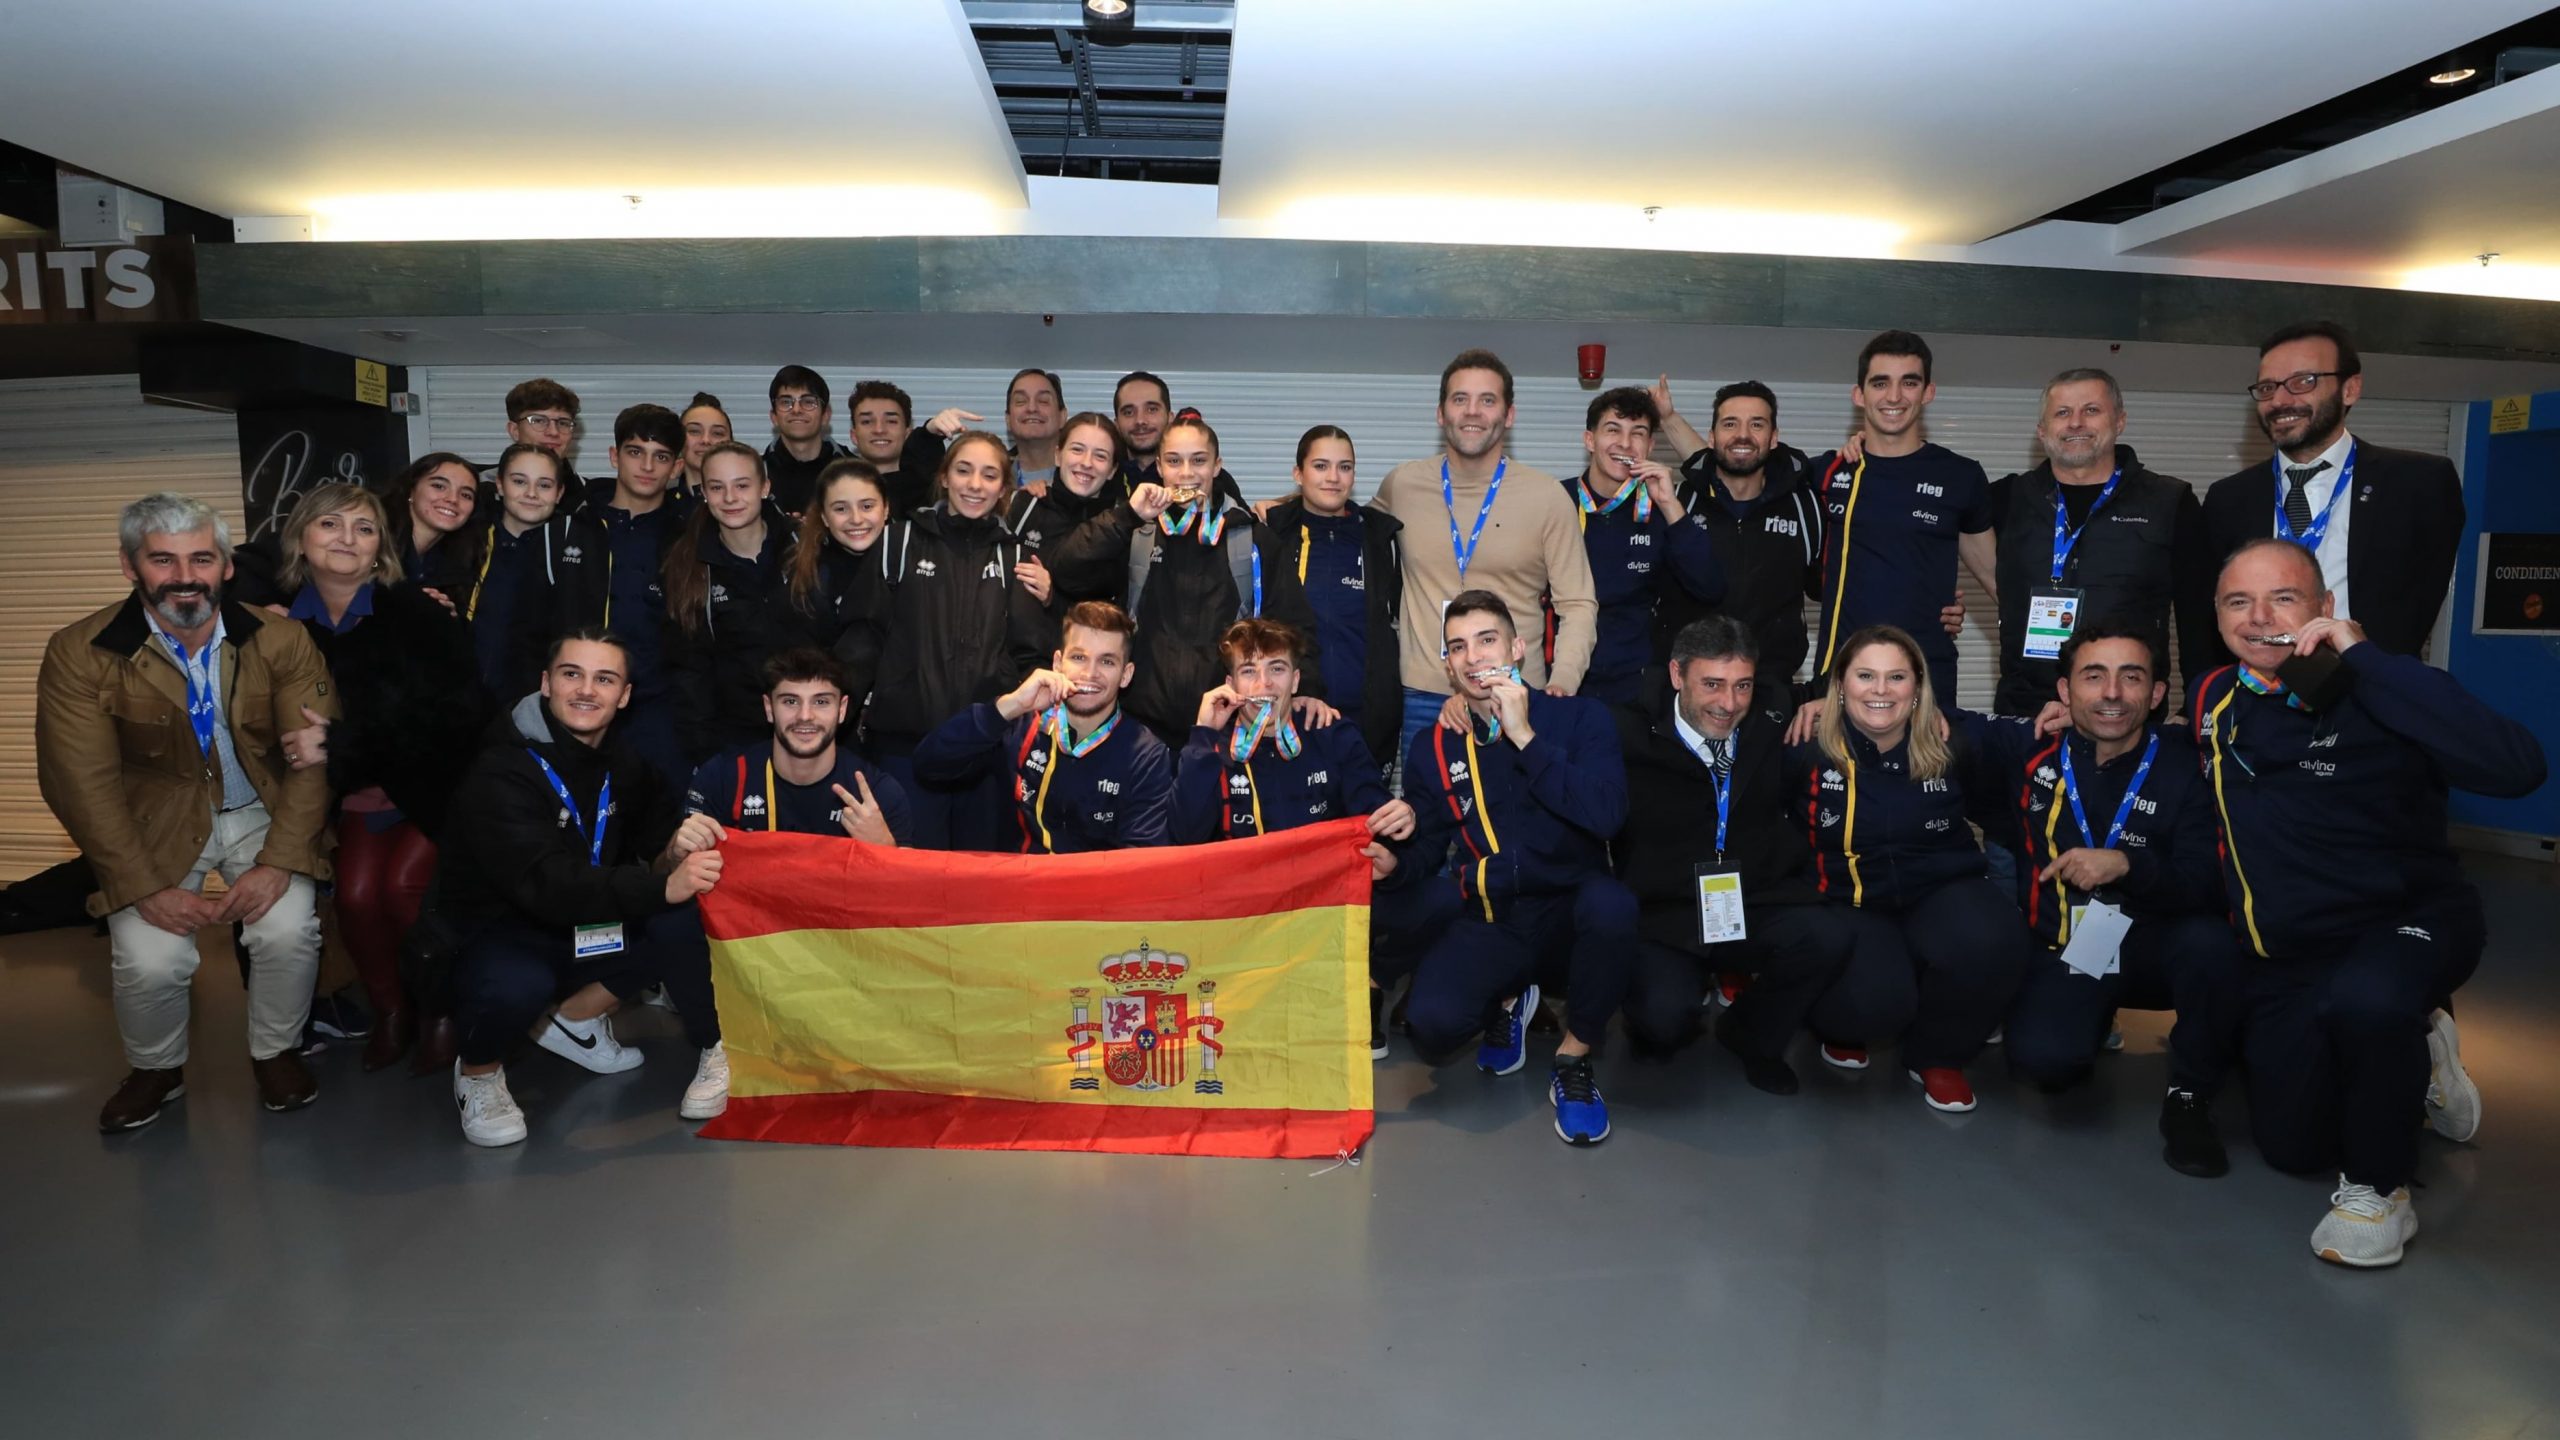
left=2245, top=371, right=2341, bottom=402
left=773, top=396, right=824, bottom=414
left=518, top=413, right=576, bottom=433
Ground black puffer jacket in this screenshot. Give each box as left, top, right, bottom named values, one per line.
left=845, top=505, right=1050, bottom=746
left=1004, top=483, right=1123, bottom=614
left=440, top=692, right=683, bottom=931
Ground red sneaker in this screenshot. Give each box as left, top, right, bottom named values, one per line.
left=1910, top=1067, right=1977, bottom=1113
left=1716, top=972, right=1752, bottom=1007
left=1820, top=1044, right=1869, bottom=1071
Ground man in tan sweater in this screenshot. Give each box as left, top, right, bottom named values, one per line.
left=1374, top=349, right=1597, bottom=767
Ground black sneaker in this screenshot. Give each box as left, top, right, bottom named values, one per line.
left=2160, top=1087, right=2228, bottom=1178
left=301, top=987, right=374, bottom=1054
left=1369, top=989, right=1389, bottom=1061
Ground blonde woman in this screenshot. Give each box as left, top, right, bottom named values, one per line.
left=270, top=483, right=492, bottom=1071
left=1783, top=624, right=2035, bottom=1114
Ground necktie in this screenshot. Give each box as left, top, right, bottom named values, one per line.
left=2283, top=461, right=2330, bottom=537
left=1701, top=736, right=1732, bottom=775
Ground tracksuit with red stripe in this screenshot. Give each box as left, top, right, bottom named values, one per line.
left=911, top=702, right=1173, bottom=854
left=1172, top=715, right=1453, bottom=978
left=2190, top=644, right=2546, bottom=1191
left=1973, top=719, right=2243, bottom=1090
left=1784, top=719, right=2036, bottom=1071
left=1397, top=692, right=1636, bottom=1059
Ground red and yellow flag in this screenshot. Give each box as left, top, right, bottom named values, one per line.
left=695, top=819, right=1376, bottom=1159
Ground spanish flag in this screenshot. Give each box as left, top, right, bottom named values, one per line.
left=696, top=818, right=1376, bottom=1159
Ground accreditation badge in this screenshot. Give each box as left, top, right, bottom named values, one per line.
left=573, top=922, right=627, bottom=959
left=2023, top=588, right=2085, bottom=661
left=2059, top=900, right=2129, bottom=978
left=1694, top=865, right=1747, bottom=945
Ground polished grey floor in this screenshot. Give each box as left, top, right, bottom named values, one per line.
left=6, top=858, right=2560, bottom=1439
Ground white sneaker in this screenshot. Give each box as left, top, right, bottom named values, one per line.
left=2425, top=1008, right=2480, bottom=1143
left=454, top=1063, right=528, bottom=1148
left=681, top=1042, right=730, bottom=1121
left=537, top=1011, right=643, bottom=1074
left=2310, top=1176, right=2417, bottom=1268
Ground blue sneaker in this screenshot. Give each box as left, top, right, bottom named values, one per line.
left=1550, top=1055, right=1610, bottom=1146
left=1476, top=983, right=1540, bottom=1076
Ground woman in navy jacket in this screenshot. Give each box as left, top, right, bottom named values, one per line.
left=661, top=442, right=800, bottom=765
left=1784, top=623, right=2037, bottom=1114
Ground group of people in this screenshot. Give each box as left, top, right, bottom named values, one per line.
left=34, top=320, right=2543, bottom=1270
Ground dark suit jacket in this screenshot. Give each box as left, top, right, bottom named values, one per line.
left=2202, top=437, right=2464, bottom=658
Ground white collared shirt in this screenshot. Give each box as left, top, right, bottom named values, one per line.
left=1671, top=706, right=1734, bottom=772
left=2279, top=429, right=2356, bottom=620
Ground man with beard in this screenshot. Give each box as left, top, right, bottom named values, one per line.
left=2203, top=321, right=2465, bottom=659
left=1107, top=371, right=1247, bottom=510
left=39, top=494, right=337, bottom=1130
left=1986, top=369, right=2216, bottom=716
left=913, top=601, right=1174, bottom=852
left=686, top=649, right=911, bottom=845
left=1112, top=370, right=1174, bottom=487
left=1654, top=379, right=1829, bottom=723
left=1374, top=349, right=1598, bottom=766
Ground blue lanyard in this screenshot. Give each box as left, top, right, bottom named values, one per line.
left=2059, top=731, right=2157, bottom=852
left=158, top=632, right=218, bottom=754
left=1248, top=544, right=1262, bottom=618
left=1441, top=456, right=1506, bottom=580
left=1708, top=750, right=1732, bottom=861
left=2271, top=440, right=2355, bottom=554
left=527, top=750, right=611, bottom=866
left=2048, top=468, right=2122, bottom=583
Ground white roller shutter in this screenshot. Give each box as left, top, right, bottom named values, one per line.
left=419, top=364, right=2449, bottom=713
left=0, top=376, right=243, bottom=880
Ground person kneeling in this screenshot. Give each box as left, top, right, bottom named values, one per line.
left=1401, top=592, right=1636, bottom=1147
left=1172, top=618, right=1444, bottom=1057
left=1612, top=616, right=1856, bottom=1096
left=444, top=630, right=729, bottom=1147
left=688, top=648, right=911, bottom=846
left=914, top=601, right=1174, bottom=852
left=1970, top=622, right=2243, bottom=1178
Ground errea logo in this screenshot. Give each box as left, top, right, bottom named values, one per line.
left=915, top=559, right=939, bottom=577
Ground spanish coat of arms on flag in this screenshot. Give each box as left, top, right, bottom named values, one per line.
left=694, top=819, right=1376, bottom=1159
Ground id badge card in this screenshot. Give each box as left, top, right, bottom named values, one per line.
left=1694, top=865, right=1747, bottom=945
left=2022, top=588, right=2084, bottom=661
left=573, top=922, right=626, bottom=959
left=2058, top=900, right=2128, bottom=978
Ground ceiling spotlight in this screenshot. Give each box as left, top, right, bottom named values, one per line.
left=2428, top=65, right=2478, bottom=85
left=1084, top=0, right=1135, bottom=41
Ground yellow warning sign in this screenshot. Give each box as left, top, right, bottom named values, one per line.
left=355, top=358, right=388, bottom=408
left=2489, top=394, right=2530, bottom=434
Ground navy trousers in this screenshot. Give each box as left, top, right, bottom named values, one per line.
left=455, top=905, right=719, bottom=1066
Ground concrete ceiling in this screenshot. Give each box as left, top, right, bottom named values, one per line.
left=0, top=0, right=2555, bottom=300
left=2118, top=62, right=2560, bottom=298
left=0, top=0, right=1027, bottom=239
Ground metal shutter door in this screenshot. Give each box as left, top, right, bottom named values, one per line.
left=0, top=376, right=242, bottom=880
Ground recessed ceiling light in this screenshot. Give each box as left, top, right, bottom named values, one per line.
left=1084, top=0, right=1134, bottom=40
left=2428, top=66, right=2477, bottom=85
